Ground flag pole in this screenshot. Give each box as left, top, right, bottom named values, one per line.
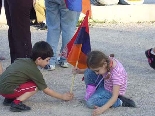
left=70, top=61, right=78, bottom=93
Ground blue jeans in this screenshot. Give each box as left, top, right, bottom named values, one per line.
left=84, top=69, right=121, bottom=109
left=45, top=0, right=80, bottom=65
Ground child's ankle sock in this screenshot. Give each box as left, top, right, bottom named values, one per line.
left=13, top=99, right=21, bottom=104
left=120, top=100, right=123, bottom=106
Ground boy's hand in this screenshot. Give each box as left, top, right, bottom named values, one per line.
left=62, top=92, right=74, bottom=101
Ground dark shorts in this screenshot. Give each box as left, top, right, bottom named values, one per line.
left=1, top=81, right=37, bottom=99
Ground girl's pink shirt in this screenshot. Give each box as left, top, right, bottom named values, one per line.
left=104, top=58, right=127, bottom=95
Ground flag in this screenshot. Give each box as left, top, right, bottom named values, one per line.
left=61, top=11, right=91, bottom=69
left=65, top=0, right=91, bottom=17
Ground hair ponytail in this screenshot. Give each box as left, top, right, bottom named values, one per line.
left=104, top=54, right=114, bottom=80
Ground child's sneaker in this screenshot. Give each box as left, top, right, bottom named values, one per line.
left=118, top=95, right=136, bottom=107
left=60, top=62, right=69, bottom=68
left=3, top=98, right=14, bottom=106
left=145, top=48, right=155, bottom=69
left=44, top=65, right=55, bottom=71
left=10, top=102, right=31, bottom=112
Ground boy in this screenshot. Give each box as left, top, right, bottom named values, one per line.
left=0, top=41, right=73, bottom=112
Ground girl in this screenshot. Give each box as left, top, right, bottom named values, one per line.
left=73, top=50, right=135, bottom=116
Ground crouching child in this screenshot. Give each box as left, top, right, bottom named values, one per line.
left=0, top=41, right=73, bottom=112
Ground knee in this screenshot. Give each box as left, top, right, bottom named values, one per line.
left=86, top=100, right=95, bottom=109
left=35, top=87, right=38, bottom=92
left=32, top=87, right=38, bottom=94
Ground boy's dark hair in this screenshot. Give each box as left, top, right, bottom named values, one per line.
left=30, top=41, right=53, bottom=61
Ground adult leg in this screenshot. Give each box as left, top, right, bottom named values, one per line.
left=5, top=0, right=32, bottom=63
left=0, top=0, right=2, bottom=14
left=4, top=0, right=16, bottom=63
left=34, top=1, right=45, bottom=23
left=60, top=2, right=80, bottom=63
left=45, top=0, right=61, bottom=65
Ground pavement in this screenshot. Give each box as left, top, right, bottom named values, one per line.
left=0, top=22, right=155, bottom=116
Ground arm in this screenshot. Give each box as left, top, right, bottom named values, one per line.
left=72, top=67, right=87, bottom=74
left=0, top=62, right=3, bottom=75
left=92, top=85, right=120, bottom=116
left=43, top=87, right=73, bottom=101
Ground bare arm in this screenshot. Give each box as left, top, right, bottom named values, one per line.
left=0, top=62, right=3, bottom=75
left=92, top=85, right=120, bottom=116
left=43, top=87, right=73, bottom=101
left=72, top=67, right=87, bottom=74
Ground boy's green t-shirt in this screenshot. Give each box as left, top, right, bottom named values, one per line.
left=0, top=58, right=47, bottom=94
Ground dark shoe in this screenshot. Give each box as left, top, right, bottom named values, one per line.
left=10, top=102, right=31, bottom=112
left=38, top=23, right=47, bottom=30
left=118, top=95, right=136, bottom=107
left=3, top=98, right=14, bottom=106
left=145, top=48, right=155, bottom=69
left=30, top=20, right=39, bottom=26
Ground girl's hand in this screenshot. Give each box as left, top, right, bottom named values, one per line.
left=72, top=67, right=80, bottom=75
left=62, top=92, right=74, bottom=101
left=92, top=106, right=104, bottom=116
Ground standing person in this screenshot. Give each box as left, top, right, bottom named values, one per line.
left=45, top=0, right=80, bottom=70
left=0, top=0, right=6, bottom=60
left=0, top=0, right=2, bottom=14
left=145, top=48, right=155, bottom=69
left=72, top=51, right=135, bottom=116
left=33, top=0, right=47, bottom=30
left=0, top=41, right=73, bottom=112
left=4, top=0, right=33, bottom=63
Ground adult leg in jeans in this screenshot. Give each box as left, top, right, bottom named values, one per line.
left=0, top=0, right=2, bottom=14
left=45, top=0, right=79, bottom=66
left=4, top=0, right=32, bottom=63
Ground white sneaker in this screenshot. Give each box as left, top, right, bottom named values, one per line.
left=60, top=62, right=69, bottom=68
left=49, top=65, right=55, bottom=70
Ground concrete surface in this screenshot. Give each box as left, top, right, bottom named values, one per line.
left=0, top=22, right=155, bottom=116
left=90, top=4, right=155, bottom=23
